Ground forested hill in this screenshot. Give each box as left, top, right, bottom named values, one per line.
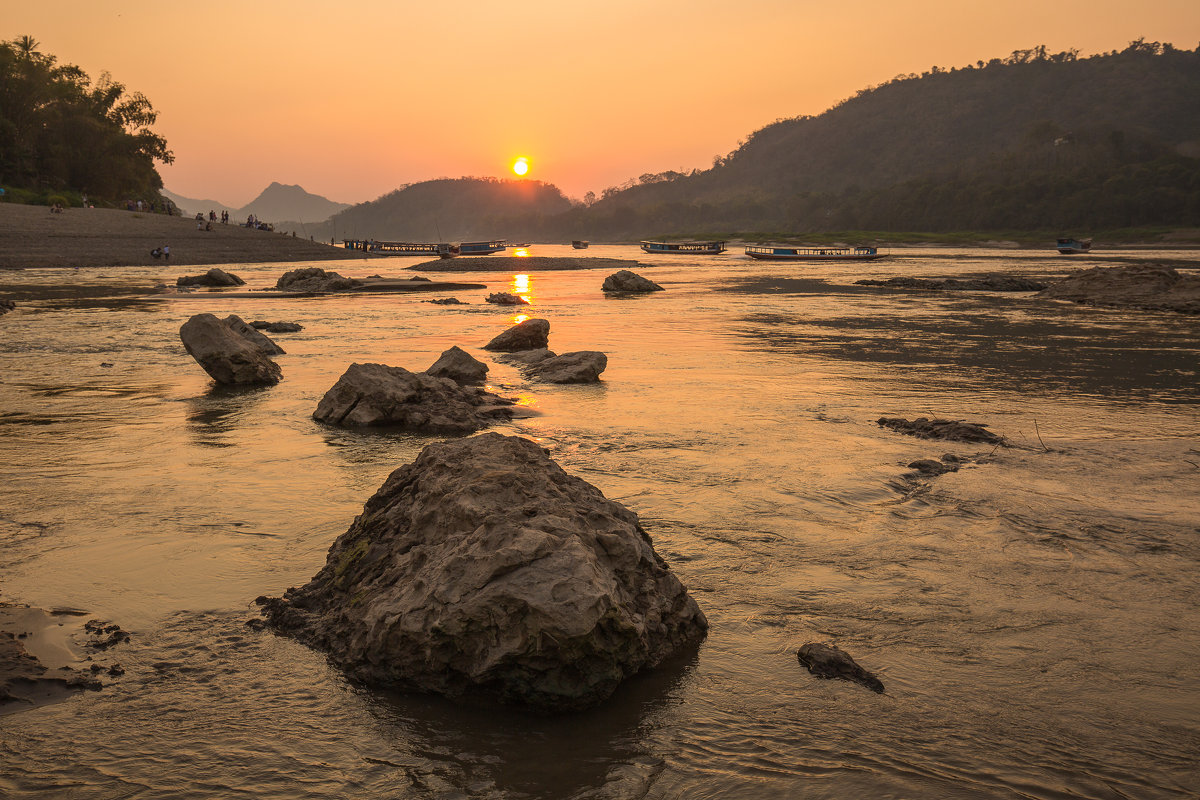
left=313, top=177, right=572, bottom=242
left=567, top=41, right=1200, bottom=236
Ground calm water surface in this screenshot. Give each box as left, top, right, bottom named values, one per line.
left=1, top=246, right=1198, bottom=798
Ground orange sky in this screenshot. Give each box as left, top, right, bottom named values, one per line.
left=7, top=1, right=1200, bottom=206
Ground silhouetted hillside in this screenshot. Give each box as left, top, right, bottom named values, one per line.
left=566, top=41, right=1200, bottom=236
left=243, top=182, right=350, bottom=224
left=314, top=178, right=572, bottom=242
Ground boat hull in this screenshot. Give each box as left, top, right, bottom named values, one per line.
left=745, top=249, right=886, bottom=261
left=640, top=241, right=727, bottom=255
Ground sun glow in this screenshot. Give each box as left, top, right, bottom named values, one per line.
left=512, top=157, right=529, bottom=177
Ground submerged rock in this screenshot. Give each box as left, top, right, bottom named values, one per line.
left=0, top=299, right=15, bottom=316
left=526, top=351, right=608, bottom=383
left=251, top=320, right=303, bottom=333
left=176, top=267, right=245, bottom=287
left=855, top=275, right=1046, bottom=291
left=179, top=313, right=282, bottom=385
left=275, top=267, right=361, bottom=292
left=797, top=642, right=884, bottom=693
left=877, top=417, right=1005, bottom=445
left=483, top=318, right=550, bottom=352
left=1036, top=264, right=1200, bottom=313
left=426, top=297, right=466, bottom=305
left=312, top=362, right=513, bottom=432
left=223, top=314, right=285, bottom=355
left=485, top=292, right=529, bottom=305
left=256, top=433, right=707, bottom=710
left=602, top=270, right=664, bottom=293
left=425, top=346, right=488, bottom=384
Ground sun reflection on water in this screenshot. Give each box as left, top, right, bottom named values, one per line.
left=512, top=247, right=531, bottom=257
left=511, top=273, right=533, bottom=306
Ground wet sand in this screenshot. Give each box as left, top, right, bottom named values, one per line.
left=0, top=204, right=363, bottom=269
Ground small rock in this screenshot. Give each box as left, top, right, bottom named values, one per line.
left=177, top=268, right=245, bottom=287
left=0, top=299, right=15, bottom=316
left=223, top=314, right=285, bottom=355
left=425, top=346, right=488, bottom=384
left=276, top=267, right=361, bottom=292
left=250, top=321, right=303, bottom=333
left=797, top=642, right=884, bottom=693
left=602, top=270, right=664, bottom=293
left=907, top=458, right=951, bottom=475
left=526, top=351, right=608, bottom=383
left=485, top=292, right=530, bottom=305
left=483, top=318, right=550, bottom=352
left=426, top=297, right=465, bottom=305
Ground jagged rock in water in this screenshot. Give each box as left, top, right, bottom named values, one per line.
left=251, top=320, right=303, bottom=333
left=877, top=416, right=1005, bottom=445
left=526, top=351, right=608, bottom=384
left=1036, top=264, right=1200, bottom=313
left=223, top=314, right=285, bottom=355
left=797, top=642, right=884, bottom=693
left=179, top=313, right=282, bottom=385
left=483, top=318, right=550, bottom=352
left=496, top=348, right=555, bottom=366
left=312, top=362, right=513, bottom=432
left=426, top=298, right=465, bottom=305
left=602, top=270, right=664, bottom=293
left=176, top=267, right=245, bottom=287
left=485, top=292, right=529, bottom=305
left=855, top=275, right=1046, bottom=291
left=425, top=346, right=488, bottom=384
left=256, top=433, right=708, bottom=710
left=275, top=267, right=361, bottom=292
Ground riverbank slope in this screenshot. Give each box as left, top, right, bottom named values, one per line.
left=0, top=204, right=362, bottom=269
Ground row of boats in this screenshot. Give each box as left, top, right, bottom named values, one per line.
left=342, top=238, right=887, bottom=261
left=342, top=237, right=1093, bottom=260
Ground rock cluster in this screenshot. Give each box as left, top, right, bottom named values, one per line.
left=312, top=363, right=513, bottom=432
left=276, top=267, right=361, bottom=292
left=602, top=270, right=664, bottom=293
left=877, top=417, right=1005, bottom=445
left=485, top=292, right=529, bottom=305
left=483, top=318, right=550, bottom=352
left=1036, top=264, right=1200, bottom=313
left=425, top=346, right=488, bottom=384
left=176, top=268, right=245, bottom=287
left=256, top=433, right=708, bottom=710
left=179, top=313, right=284, bottom=385
left=797, top=642, right=884, bottom=693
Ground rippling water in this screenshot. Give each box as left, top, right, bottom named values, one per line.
left=2, top=246, right=1198, bottom=798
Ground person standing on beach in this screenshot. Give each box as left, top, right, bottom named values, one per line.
left=163, top=244, right=170, bottom=262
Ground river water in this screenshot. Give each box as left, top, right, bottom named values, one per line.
left=1, top=245, right=1198, bottom=799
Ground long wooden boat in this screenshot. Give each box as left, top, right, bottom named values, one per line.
left=1056, top=237, right=1092, bottom=254
left=572, top=240, right=589, bottom=249
left=340, top=240, right=506, bottom=257
left=641, top=240, right=726, bottom=255
left=745, top=245, right=886, bottom=261
left=458, top=240, right=507, bottom=256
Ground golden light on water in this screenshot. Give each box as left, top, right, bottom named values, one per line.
left=512, top=313, right=529, bottom=325
left=512, top=157, right=529, bottom=176
left=511, top=273, right=534, bottom=306
left=512, top=247, right=531, bottom=257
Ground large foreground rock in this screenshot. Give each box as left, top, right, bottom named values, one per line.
left=276, top=267, right=361, bottom=292
left=179, top=313, right=282, bottom=385
left=313, top=363, right=513, bottom=432
left=176, top=267, right=245, bottom=287
left=425, top=346, right=488, bottom=384
left=602, top=270, right=664, bottom=293
left=1037, top=264, right=1200, bottom=313
left=256, top=433, right=707, bottom=709
left=483, top=318, right=550, bottom=352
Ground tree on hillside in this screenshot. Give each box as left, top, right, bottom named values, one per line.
left=0, top=36, right=172, bottom=202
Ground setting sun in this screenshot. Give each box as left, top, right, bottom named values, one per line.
left=512, top=157, right=529, bottom=177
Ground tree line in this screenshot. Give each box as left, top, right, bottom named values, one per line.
left=0, top=36, right=171, bottom=205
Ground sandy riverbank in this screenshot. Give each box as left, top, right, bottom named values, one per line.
left=0, top=204, right=366, bottom=269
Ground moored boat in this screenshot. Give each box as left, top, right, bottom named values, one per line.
left=458, top=240, right=508, bottom=256
left=572, top=240, right=589, bottom=249
left=1056, top=237, right=1092, bottom=254
left=641, top=240, right=727, bottom=255
left=342, top=240, right=458, bottom=257
left=745, top=245, right=886, bottom=261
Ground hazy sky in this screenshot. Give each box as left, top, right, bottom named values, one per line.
left=8, top=1, right=1199, bottom=205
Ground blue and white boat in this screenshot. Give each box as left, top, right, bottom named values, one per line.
left=1056, top=238, right=1092, bottom=255
left=457, top=240, right=508, bottom=256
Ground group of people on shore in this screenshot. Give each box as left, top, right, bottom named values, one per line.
left=125, top=198, right=177, bottom=216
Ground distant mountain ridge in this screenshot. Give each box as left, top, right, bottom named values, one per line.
left=163, top=182, right=350, bottom=225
